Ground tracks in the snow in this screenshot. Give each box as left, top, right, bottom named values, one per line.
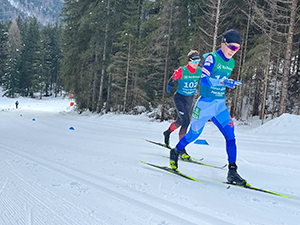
left=1, top=144, right=235, bottom=225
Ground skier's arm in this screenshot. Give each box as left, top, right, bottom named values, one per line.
left=220, top=79, right=242, bottom=89
left=200, top=54, right=221, bottom=87
left=166, top=67, right=183, bottom=93
left=201, top=54, right=242, bottom=88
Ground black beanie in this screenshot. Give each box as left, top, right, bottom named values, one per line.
left=188, top=52, right=200, bottom=62
left=222, top=29, right=241, bottom=45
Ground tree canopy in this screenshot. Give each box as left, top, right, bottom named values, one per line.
left=1, top=0, right=300, bottom=122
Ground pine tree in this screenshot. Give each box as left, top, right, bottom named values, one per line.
left=56, top=0, right=300, bottom=118
left=0, top=22, right=8, bottom=87
left=279, top=0, right=298, bottom=115
left=47, top=23, right=62, bottom=97
left=60, top=0, right=93, bottom=110
left=2, top=20, right=22, bottom=97
left=141, top=0, right=186, bottom=119
left=108, top=0, right=143, bottom=113
left=33, top=27, right=53, bottom=99
left=19, top=17, right=40, bottom=97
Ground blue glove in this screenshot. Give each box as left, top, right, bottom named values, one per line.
left=233, top=80, right=242, bottom=86
left=222, top=79, right=242, bottom=89
left=167, top=84, right=172, bottom=93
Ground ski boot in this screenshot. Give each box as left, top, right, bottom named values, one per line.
left=227, top=162, right=247, bottom=186
left=178, top=149, right=190, bottom=161
left=163, top=129, right=171, bottom=147
left=170, top=148, right=179, bottom=170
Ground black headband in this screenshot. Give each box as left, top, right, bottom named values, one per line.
left=188, top=52, right=200, bottom=61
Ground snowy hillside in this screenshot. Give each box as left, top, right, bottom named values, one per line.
left=3, top=0, right=63, bottom=24
left=0, top=94, right=300, bottom=225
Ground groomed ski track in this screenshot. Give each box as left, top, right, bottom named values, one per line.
left=0, top=101, right=299, bottom=225
left=1, top=144, right=236, bottom=225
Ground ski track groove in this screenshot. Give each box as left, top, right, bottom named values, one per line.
left=1, top=144, right=235, bottom=225
left=0, top=180, right=30, bottom=225
left=3, top=159, right=100, bottom=225
left=0, top=178, right=8, bottom=196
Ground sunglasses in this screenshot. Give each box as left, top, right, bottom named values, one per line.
left=192, top=60, right=200, bottom=64
left=225, top=42, right=240, bottom=51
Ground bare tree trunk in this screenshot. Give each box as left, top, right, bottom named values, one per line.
left=237, top=0, right=252, bottom=120
left=298, top=88, right=300, bottom=115
left=161, top=0, right=174, bottom=121
left=106, top=73, right=112, bottom=113
left=297, top=45, right=300, bottom=115
left=260, top=41, right=271, bottom=124
left=252, top=75, right=261, bottom=117
left=78, top=66, right=84, bottom=110
left=132, top=0, right=142, bottom=107
left=92, top=31, right=99, bottom=112
left=279, top=0, right=297, bottom=116
left=237, top=84, right=245, bottom=119
left=230, top=51, right=242, bottom=117
left=260, top=2, right=277, bottom=123
left=212, top=0, right=221, bottom=51
left=97, top=0, right=110, bottom=114
left=246, top=79, right=253, bottom=123
left=271, top=53, right=280, bottom=119
left=123, top=33, right=131, bottom=114
left=40, top=77, right=43, bottom=100
left=272, top=72, right=279, bottom=119
left=133, top=73, right=137, bottom=105
left=260, top=5, right=276, bottom=124
left=230, top=19, right=244, bottom=117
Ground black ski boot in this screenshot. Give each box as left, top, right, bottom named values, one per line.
left=227, top=163, right=247, bottom=186
left=163, top=129, right=171, bottom=147
left=170, top=148, right=179, bottom=170
left=178, top=149, right=190, bottom=161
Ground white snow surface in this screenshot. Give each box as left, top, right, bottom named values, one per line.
left=1, top=94, right=300, bottom=225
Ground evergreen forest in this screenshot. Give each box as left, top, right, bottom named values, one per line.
left=1, top=0, right=300, bottom=123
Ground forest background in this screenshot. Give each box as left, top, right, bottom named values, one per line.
left=0, top=0, right=299, bottom=124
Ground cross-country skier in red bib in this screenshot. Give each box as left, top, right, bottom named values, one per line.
left=163, top=50, right=202, bottom=160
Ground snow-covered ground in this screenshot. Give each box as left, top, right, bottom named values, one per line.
left=1, top=94, right=300, bottom=225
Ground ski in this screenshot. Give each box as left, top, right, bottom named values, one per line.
left=142, top=138, right=226, bottom=169
left=161, top=155, right=226, bottom=169
left=142, top=138, right=171, bottom=149
left=223, top=182, right=292, bottom=199
left=183, top=157, right=226, bottom=169
left=141, top=160, right=293, bottom=198
left=141, top=160, right=199, bottom=182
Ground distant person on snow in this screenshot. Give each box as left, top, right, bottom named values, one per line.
left=169, top=29, right=247, bottom=186
left=15, top=100, right=19, bottom=109
left=163, top=50, right=202, bottom=160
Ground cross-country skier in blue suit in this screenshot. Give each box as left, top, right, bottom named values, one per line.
left=169, top=29, right=247, bottom=185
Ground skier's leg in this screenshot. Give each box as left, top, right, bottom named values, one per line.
left=176, top=97, right=215, bottom=150
left=163, top=93, right=186, bottom=146
left=212, top=101, right=246, bottom=185
left=211, top=101, right=236, bottom=162
left=178, top=95, right=194, bottom=140
left=170, top=97, right=215, bottom=169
